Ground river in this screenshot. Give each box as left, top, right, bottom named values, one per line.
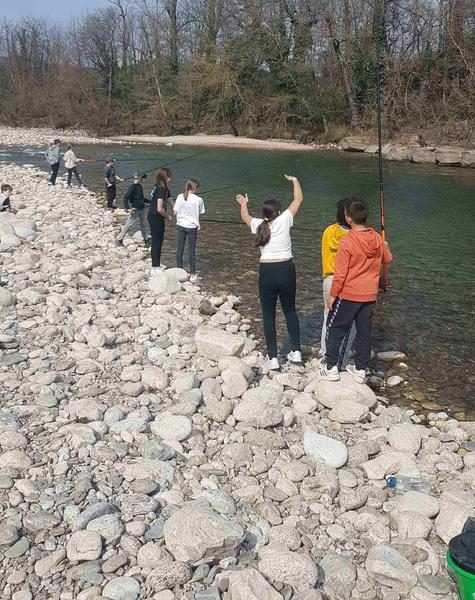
left=2, top=142, right=475, bottom=417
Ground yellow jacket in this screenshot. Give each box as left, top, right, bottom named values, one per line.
left=321, top=223, right=350, bottom=277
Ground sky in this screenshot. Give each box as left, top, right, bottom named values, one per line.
left=2, top=0, right=107, bottom=22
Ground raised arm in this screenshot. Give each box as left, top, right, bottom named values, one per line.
left=236, top=194, right=252, bottom=226
left=285, top=175, right=303, bottom=217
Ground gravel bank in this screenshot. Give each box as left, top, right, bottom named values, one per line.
left=0, top=163, right=473, bottom=600
left=0, top=126, right=123, bottom=148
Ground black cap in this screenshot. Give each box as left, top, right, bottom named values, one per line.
left=134, top=171, right=147, bottom=179
left=449, top=518, right=475, bottom=575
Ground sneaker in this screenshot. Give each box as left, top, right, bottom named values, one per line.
left=190, top=274, right=199, bottom=283
left=346, top=364, right=366, bottom=384
left=150, top=267, right=163, bottom=276
left=115, top=239, right=124, bottom=247
left=316, top=356, right=327, bottom=368
left=287, top=350, right=303, bottom=364
left=318, top=365, right=340, bottom=381
left=265, top=356, right=280, bottom=371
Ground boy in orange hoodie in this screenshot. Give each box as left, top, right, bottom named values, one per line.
left=319, top=198, right=393, bottom=383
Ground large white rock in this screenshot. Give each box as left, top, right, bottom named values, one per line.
left=366, top=544, right=418, bottom=593
left=309, top=372, right=377, bottom=409
left=165, top=267, right=189, bottom=282
left=258, top=544, right=318, bottom=591
left=0, top=288, right=16, bottom=307
left=387, top=424, right=422, bottom=454
left=435, top=504, right=474, bottom=544
left=221, top=368, right=249, bottom=399
left=149, top=272, right=182, bottom=294
left=362, top=451, right=419, bottom=479
left=392, top=511, right=432, bottom=539
left=195, top=326, right=245, bottom=361
left=318, top=553, right=357, bottom=599
left=103, top=576, right=140, bottom=600
left=66, top=531, right=102, bottom=562
left=164, top=503, right=244, bottom=564
left=227, top=568, right=283, bottom=600
left=150, top=414, right=192, bottom=442
left=329, top=400, right=369, bottom=424
left=233, top=395, right=282, bottom=428
left=304, top=431, right=348, bottom=468
left=141, top=366, right=169, bottom=391
left=390, top=491, right=440, bottom=518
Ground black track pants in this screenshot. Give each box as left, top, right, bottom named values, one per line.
left=325, top=298, right=375, bottom=371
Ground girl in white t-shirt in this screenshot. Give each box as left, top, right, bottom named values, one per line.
left=174, top=179, right=205, bottom=282
left=236, top=175, right=304, bottom=370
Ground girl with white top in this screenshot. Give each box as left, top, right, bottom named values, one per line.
left=236, top=175, right=304, bottom=370
left=174, top=179, right=205, bottom=282
left=63, top=143, right=84, bottom=188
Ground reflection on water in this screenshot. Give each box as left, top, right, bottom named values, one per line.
left=2, top=142, right=475, bottom=416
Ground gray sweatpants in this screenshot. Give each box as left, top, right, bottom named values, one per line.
left=117, top=209, right=148, bottom=242
left=320, top=275, right=356, bottom=369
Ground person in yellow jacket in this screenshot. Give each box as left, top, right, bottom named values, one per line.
left=320, top=198, right=356, bottom=368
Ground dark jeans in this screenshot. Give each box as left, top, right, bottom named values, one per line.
left=148, top=212, right=165, bottom=267
left=106, top=184, right=116, bottom=208
left=258, top=260, right=301, bottom=359
left=50, top=162, right=60, bottom=185
left=67, top=167, right=82, bottom=187
left=176, top=225, right=198, bottom=274
left=325, top=298, right=375, bottom=371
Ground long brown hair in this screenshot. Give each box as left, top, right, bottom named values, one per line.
left=183, top=178, right=199, bottom=200
left=156, top=167, right=171, bottom=189
left=255, top=199, right=281, bottom=247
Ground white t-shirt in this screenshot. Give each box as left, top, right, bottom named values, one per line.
left=250, top=209, right=293, bottom=260
left=174, top=193, right=205, bottom=229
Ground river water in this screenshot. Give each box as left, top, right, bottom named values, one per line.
left=3, top=142, right=475, bottom=417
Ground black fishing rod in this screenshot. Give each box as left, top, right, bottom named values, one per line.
left=375, top=0, right=390, bottom=291
left=121, top=149, right=211, bottom=182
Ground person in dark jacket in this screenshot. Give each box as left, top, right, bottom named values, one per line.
left=46, top=139, right=61, bottom=185
left=104, top=158, right=122, bottom=209
left=116, top=172, right=151, bottom=247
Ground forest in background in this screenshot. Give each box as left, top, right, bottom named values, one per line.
left=0, top=0, right=474, bottom=146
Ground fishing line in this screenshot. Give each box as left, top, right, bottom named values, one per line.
left=121, top=149, right=211, bottom=182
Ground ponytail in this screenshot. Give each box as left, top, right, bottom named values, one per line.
left=183, top=178, right=200, bottom=201
left=255, top=199, right=281, bottom=247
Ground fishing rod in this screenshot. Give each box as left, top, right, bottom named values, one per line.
left=121, top=149, right=211, bottom=182
left=375, top=0, right=390, bottom=291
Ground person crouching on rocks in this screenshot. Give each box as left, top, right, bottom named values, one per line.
left=318, top=198, right=393, bottom=384
left=45, top=139, right=61, bottom=186
left=116, top=171, right=151, bottom=247
left=236, top=175, right=304, bottom=371
left=0, top=184, right=13, bottom=212
left=149, top=167, right=174, bottom=275
left=63, top=144, right=85, bottom=188
left=174, top=178, right=205, bottom=283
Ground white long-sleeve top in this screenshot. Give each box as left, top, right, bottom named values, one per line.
left=64, top=149, right=79, bottom=169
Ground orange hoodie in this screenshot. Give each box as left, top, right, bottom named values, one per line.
left=330, top=228, right=393, bottom=302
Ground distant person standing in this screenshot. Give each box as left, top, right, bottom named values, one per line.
left=116, top=172, right=151, bottom=247
left=148, top=168, right=174, bottom=275
left=174, top=179, right=205, bottom=282
left=63, top=144, right=84, bottom=188
left=104, top=158, right=122, bottom=209
left=45, top=139, right=61, bottom=185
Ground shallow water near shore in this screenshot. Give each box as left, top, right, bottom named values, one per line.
left=2, top=142, right=475, bottom=416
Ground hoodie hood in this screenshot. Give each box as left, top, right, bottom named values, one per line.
left=349, top=228, right=381, bottom=258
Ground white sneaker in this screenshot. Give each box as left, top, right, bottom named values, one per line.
left=318, top=365, right=340, bottom=381
left=346, top=364, right=366, bottom=384
left=190, top=274, right=199, bottom=283
left=150, top=267, right=163, bottom=276
left=265, top=356, right=280, bottom=371
left=287, top=350, right=303, bottom=364
left=316, top=356, right=327, bottom=368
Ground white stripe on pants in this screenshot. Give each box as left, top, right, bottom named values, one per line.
left=320, top=275, right=356, bottom=369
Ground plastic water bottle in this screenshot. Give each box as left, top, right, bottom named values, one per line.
left=386, top=475, right=432, bottom=494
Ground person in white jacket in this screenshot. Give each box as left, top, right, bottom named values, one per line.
left=63, top=144, right=84, bottom=188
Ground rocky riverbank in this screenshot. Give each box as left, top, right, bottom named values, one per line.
left=0, top=163, right=474, bottom=600
left=0, top=126, right=123, bottom=148
left=339, top=136, right=475, bottom=168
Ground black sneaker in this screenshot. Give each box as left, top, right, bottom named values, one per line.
left=116, top=239, right=124, bottom=247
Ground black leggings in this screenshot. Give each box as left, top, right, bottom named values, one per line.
left=50, top=162, right=60, bottom=185
left=258, top=260, right=300, bottom=359
left=325, top=298, right=375, bottom=371
left=106, top=184, right=116, bottom=209
left=148, top=212, right=166, bottom=267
